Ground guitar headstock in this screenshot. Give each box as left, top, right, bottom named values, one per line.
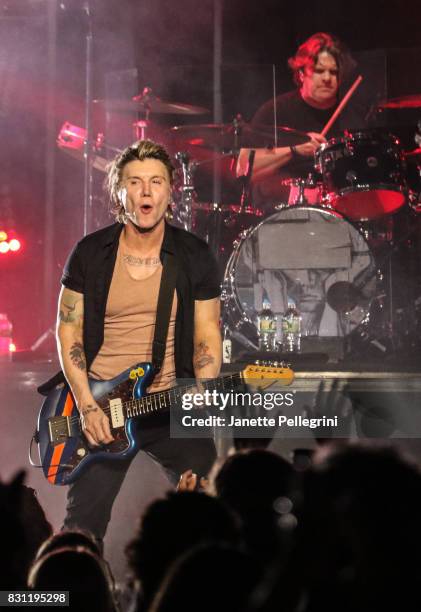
left=242, top=361, right=294, bottom=388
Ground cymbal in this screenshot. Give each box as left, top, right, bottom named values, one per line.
left=93, top=91, right=209, bottom=116
left=191, top=202, right=259, bottom=214
left=58, top=144, right=108, bottom=172
left=170, top=122, right=309, bottom=150
left=377, top=94, right=421, bottom=110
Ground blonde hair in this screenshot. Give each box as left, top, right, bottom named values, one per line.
left=106, top=139, right=175, bottom=222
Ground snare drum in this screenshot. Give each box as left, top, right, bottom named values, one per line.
left=315, top=130, right=407, bottom=220
left=222, top=206, right=376, bottom=349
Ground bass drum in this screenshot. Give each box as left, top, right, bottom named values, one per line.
left=222, top=206, right=377, bottom=350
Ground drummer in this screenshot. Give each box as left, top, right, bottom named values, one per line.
left=237, top=32, right=355, bottom=205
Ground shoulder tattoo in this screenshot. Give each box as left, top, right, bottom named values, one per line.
left=59, top=297, right=82, bottom=324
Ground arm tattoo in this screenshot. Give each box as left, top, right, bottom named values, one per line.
left=69, top=342, right=86, bottom=371
left=81, top=405, right=98, bottom=416
left=193, top=342, right=215, bottom=370
left=59, top=298, right=82, bottom=324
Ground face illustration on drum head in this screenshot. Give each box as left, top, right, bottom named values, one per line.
left=298, top=269, right=332, bottom=333
left=223, top=207, right=376, bottom=346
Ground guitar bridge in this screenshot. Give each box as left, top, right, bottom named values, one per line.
left=48, top=416, right=71, bottom=444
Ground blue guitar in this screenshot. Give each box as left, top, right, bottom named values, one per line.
left=34, top=362, right=293, bottom=485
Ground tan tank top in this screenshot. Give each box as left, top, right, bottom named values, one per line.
left=89, top=245, right=177, bottom=392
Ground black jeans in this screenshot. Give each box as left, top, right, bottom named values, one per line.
left=62, top=418, right=217, bottom=541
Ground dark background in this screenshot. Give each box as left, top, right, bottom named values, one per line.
left=1, top=0, right=420, bottom=349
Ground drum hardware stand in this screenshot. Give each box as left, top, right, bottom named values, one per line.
left=343, top=216, right=421, bottom=359
left=230, top=114, right=251, bottom=213
left=238, top=149, right=255, bottom=213
left=287, top=173, right=319, bottom=206
left=409, top=188, right=421, bottom=213
left=132, top=87, right=155, bottom=140
left=231, top=114, right=243, bottom=153
left=415, top=120, right=421, bottom=147
left=174, top=151, right=227, bottom=235
left=295, top=178, right=309, bottom=205
left=133, top=119, right=149, bottom=141
left=208, top=113, right=246, bottom=256
left=175, top=151, right=197, bottom=232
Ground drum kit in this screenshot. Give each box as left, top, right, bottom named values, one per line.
left=56, top=88, right=421, bottom=363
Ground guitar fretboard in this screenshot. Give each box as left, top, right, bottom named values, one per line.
left=123, top=372, right=244, bottom=418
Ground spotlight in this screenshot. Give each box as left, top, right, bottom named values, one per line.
left=0, top=241, right=10, bottom=254
left=8, top=239, right=21, bottom=252
left=9, top=342, right=16, bottom=353
left=0, top=231, right=7, bottom=241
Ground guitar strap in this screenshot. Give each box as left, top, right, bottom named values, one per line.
left=151, top=251, right=178, bottom=374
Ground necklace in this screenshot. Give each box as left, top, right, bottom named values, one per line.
left=122, top=253, right=161, bottom=266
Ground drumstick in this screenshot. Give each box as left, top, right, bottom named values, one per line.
left=321, top=75, right=363, bottom=137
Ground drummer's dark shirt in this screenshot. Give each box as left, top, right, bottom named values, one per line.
left=250, top=89, right=362, bottom=204
left=251, top=89, right=339, bottom=180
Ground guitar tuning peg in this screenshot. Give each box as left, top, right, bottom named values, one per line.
left=255, top=360, right=260, bottom=365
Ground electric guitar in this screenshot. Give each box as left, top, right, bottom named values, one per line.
left=34, top=361, right=294, bottom=486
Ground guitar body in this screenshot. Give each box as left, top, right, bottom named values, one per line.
left=37, top=362, right=155, bottom=486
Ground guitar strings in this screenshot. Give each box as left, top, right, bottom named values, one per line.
left=64, top=372, right=245, bottom=427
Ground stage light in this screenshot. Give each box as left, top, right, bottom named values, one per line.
left=9, top=343, right=16, bottom=353
left=0, top=241, right=10, bottom=254
left=0, top=231, right=7, bottom=241
left=8, top=239, right=21, bottom=252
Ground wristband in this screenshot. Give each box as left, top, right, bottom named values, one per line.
left=290, top=145, right=300, bottom=158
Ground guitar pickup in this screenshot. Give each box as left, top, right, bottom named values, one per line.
left=109, top=398, right=124, bottom=428
left=48, top=416, right=71, bottom=444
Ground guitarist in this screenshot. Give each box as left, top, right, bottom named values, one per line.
left=38, top=140, right=222, bottom=546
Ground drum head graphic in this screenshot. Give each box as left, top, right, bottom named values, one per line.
left=225, top=206, right=376, bottom=343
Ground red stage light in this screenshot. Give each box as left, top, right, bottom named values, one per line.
left=0, top=231, right=7, bottom=241
left=8, top=239, right=21, bottom=252
left=0, top=241, right=10, bottom=254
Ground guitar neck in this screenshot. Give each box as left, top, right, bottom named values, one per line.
left=124, top=371, right=244, bottom=419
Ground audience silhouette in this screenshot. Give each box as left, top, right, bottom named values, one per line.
left=2, top=441, right=421, bottom=612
